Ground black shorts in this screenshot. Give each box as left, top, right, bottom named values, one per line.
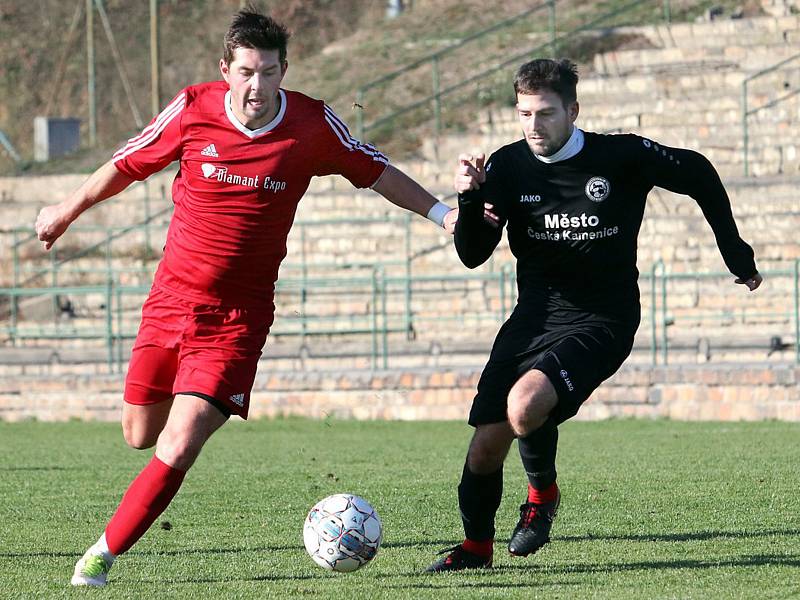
left=468, top=309, right=637, bottom=427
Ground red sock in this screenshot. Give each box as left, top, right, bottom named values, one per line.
left=528, top=481, right=559, bottom=504
left=462, top=538, right=493, bottom=557
left=105, top=455, right=186, bottom=555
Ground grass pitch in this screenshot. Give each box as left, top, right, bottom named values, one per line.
left=1, top=418, right=798, bottom=599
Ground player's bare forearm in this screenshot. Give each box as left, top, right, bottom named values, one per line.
left=371, top=165, right=442, bottom=218
left=36, top=160, right=135, bottom=250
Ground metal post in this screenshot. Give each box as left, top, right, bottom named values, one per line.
left=380, top=267, right=388, bottom=369
left=105, top=232, right=113, bottom=282
left=116, top=286, right=123, bottom=372
left=795, top=259, right=799, bottom=364
left=371, top=268, right=379, bottom=370
left=661, top=266, right=669, bottom=365
left=9, top=288, right=18, bottom=346
left=650, top=260, right=663, bottom=365
left=404, top=214, right=412, bottom=339
left=12, top=231, right=19, bottom=328
left=51, top=248, right=58, bottom=316
left=663, top=0, right=671, bottom=23
left=106, top=280, right=113, bottom=371
left=742, top=79, right=750, bottom=177
left=432, top=56, right=441, bottom=138
left=86, top=0, right=97, bottom=147
left=150, top=0, right=160, bottom=117
left=300, top=224, right=308, bottom=342
left=9, top=229, right=20, bottom=346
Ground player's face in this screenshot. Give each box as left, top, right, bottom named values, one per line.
left=221, top=47, right=287, bottom=130
left=516, top=91, right=579, bottom=157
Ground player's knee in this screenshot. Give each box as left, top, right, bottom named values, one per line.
left=122, top=422, right=158, bottom=450
left=155, top=430, right=203, bottom=471
left=467, top=436, right=507, bottom=474
left=507, top=394, right=548, bottom=437
left=467, top=447, right=503, bottom=474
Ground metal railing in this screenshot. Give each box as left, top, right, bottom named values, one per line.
left=741, top=51, right=800, bottom=176
left=1, top=262, right=796, bottom=372
left=646, top=261, right=799, bottom=365
left=0, top=128, right=22, bottom=164
left=0, top=266, right=516, bottom=371
left=354, top=0, right=559, bottom=139
left=354, top=0, right=675, bottom=141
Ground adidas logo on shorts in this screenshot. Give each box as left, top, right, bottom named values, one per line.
left=201, top=143, right=219, bottom=158
left=229, top=393, right=245, bottom=406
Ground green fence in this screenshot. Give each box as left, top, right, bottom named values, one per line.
left=648, top=261, right=799, bottom=364
left=1, top=261, right=797, bottom=372
left=0, top=267, right=515, bottom=371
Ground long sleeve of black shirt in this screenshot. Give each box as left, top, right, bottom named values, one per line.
left=454, top=154, right=508, bottom=269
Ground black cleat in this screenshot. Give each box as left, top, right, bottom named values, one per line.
left=507, top=491, right=560, bottom=557
left=424, top=544, right=493, bottom=573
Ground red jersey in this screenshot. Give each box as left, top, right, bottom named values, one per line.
left=113, top=81, right=388, bottom=308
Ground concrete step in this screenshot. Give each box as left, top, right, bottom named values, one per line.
left=614, top=16, right=800, bottom=49
left=594, top=43, right=800, bottom=75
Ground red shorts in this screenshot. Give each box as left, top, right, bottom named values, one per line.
left=124, top=286, right=273, bottom=419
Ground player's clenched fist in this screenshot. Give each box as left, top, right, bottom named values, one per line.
left=454, top=152, right=486, bottom=194
left=35, top=203, right=71, bottom=250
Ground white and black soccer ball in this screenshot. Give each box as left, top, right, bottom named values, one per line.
left=303, top=493, right=383, bottom=572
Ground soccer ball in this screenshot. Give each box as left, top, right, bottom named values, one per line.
left=303, top=493, right=382, bottom=572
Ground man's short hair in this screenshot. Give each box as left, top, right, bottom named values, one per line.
left=223, top=9, right=290, bottom=65
left=513, top=58, right=579, bottom=106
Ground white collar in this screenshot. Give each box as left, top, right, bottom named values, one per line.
left=533, top=127, right=584, bottom=163
left=224, top=89, right=287, bottom=138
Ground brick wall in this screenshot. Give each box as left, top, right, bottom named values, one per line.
left=1, top=364, right=797, bottom=422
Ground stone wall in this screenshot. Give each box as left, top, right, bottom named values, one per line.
left=1, top=363, right=796, bottom=422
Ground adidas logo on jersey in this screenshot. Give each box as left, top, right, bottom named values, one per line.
left=229, top=393, right=245, bottom=407
left=201, top=143, right=219, bottom=157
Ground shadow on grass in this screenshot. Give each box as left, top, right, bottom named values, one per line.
left=382, top=580, right=583, bottom=591
left=3, top=529, right=799, bottom=560
left=557, top=528, right=800, bottom=544
left=131, top=573, right=326, bottom=584
left=495, top=554, right=800, bottom=573
left=0, top=466, right=72, bottom=471
left=0, top=541, right=455, bottom=560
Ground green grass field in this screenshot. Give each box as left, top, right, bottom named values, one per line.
left=1, top=418, right=798, bottom=599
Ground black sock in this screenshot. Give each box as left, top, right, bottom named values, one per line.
left=458, top=461, right=503, bottom=541
left=518, top=417, right=559, bottom=490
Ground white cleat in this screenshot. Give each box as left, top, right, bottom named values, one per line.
left=71, top=549, right=112, bottom=587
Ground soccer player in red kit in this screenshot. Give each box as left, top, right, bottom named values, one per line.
left=35, top=10, right=456, bottom=587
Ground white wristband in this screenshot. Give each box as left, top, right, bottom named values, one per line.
left=426, top=201, right=451, bottom=228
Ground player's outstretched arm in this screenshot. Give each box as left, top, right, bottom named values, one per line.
left=35, top=160, right=135, bottom=250
left=371, top=165, right=457, bottom=233
left=640, top=140, right=760, bottom=291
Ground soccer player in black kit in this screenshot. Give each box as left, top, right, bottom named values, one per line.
left=426, top=58, right=763, bottom=572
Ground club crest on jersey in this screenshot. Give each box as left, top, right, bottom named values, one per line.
left=585, top=176, right=610, bottom=202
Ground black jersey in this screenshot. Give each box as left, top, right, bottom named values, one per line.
left=455, top=131, right=757, bottom=318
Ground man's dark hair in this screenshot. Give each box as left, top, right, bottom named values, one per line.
left=223, top=9, right=290, bottom=65
left=513, top=58, right=579, bottom=106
